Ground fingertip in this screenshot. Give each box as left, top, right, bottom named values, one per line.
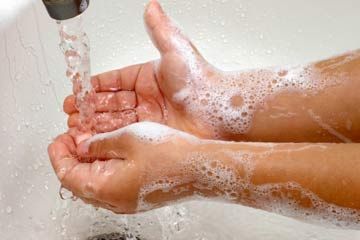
left=63, top=95, right=76, bottom=114
left=55, top=134, right=77, bottom=154
left=145, top=0, right=161, bottom=17
left=144, top=0, right=166, bottom=30
left=144, top=0, right=191, bottom=55
left=68, top=114, right=78, bottom=128
left=48, top=140, right=71, bottom=169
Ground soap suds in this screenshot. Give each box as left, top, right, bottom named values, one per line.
left=170, top=48, right=359, bottom=138
left=85, top=121, right=198, bottom=150
left=137, top=148, right=360, bottom=229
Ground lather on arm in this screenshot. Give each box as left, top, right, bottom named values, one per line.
left=64, top=0, right=360, bottom=143
left=48, top=122, right=360, bottom=227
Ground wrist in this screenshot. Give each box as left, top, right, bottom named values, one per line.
left=186, top=140, right=238, bottom=199
left=137, top=135, right=202, bottom=210
left=188, top=140, right=268, bottom=203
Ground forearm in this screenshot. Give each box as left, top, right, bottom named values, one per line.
left=142, top=139, right=360, bottom=224
left=191, top=140, right=360, bottom=225
left=218, top=50, right=360, bottom=142
left=195, top=141, right=360, bottom=204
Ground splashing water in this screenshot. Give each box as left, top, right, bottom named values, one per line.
left=58, top=16, right=96, bottom=132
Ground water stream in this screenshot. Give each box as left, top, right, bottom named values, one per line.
left=58, top=16, right=96, bottom=132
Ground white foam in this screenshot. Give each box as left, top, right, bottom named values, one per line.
left=252, top=182, right=360, bottom=229
left=168, top=49, right=357, bottom=137
left=137, top=148, right=360, bottom=229
left=85, top=121, right=198, bottom=150
left=171, top=34, right=203, bottom=80
left=138, top=177, right=188, bottom=211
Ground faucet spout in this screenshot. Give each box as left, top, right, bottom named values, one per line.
left=42, top=0, right=90, bottom=21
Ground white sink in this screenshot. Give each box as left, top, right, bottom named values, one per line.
left=1, top=0, right=360, bottom=239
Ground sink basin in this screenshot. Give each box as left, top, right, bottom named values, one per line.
left=1, top=0, right=360, bottom=239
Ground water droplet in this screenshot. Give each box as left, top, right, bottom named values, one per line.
left=59, top=185, right=78, bottom=201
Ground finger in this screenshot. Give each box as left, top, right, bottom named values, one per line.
left=49, top=135, right=129, bottom=202
left=54, top=134, right=76, bottom=155
left=60, top=159, right=125, bottom=200
left=91, top=64, right=143, bottom=93
left=64, top=91, right=137, bottom=114
left=48, top=136, right=79, bottom=181
left=67, top=128, right=93, bottom=145
left=63, top=95, right=76, bottom=114
left=74, top=64, right=144, bottom=96
left=144, top=0, right=192, bottom=54
left=68, top=110, right=138, bottom=133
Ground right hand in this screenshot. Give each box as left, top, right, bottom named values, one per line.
left=48, top=122, right=199, bottom=214
left=63, top=0, right=226, bottom=140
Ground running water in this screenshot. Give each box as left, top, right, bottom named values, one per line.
left=58, top=16, right=96, bottom=132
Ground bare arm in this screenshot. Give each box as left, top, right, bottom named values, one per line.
left=48, top=122, right=360, bottom=227
left=230, top=50, right=360, bottom=142
left=143, top=136, right=360, bottom=227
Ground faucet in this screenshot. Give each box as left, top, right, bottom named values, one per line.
left=42, top=0, right=90, bottom=21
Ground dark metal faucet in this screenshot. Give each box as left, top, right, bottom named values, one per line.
left=42, top=0, right=90, bottom=21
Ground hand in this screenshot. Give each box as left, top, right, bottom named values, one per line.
left=63, top=0, right=226, bottom=139
left=48, top=122, right=198, bottom=214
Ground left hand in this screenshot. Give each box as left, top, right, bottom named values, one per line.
left=48, top=122, right=197, bottom=214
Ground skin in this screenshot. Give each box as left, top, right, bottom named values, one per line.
left=48, top=0, right=360, bottom=224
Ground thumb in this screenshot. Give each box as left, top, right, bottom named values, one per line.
left=144, top=0, right=196, bottom=55
left=77, top=131, right=130, bottom=161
